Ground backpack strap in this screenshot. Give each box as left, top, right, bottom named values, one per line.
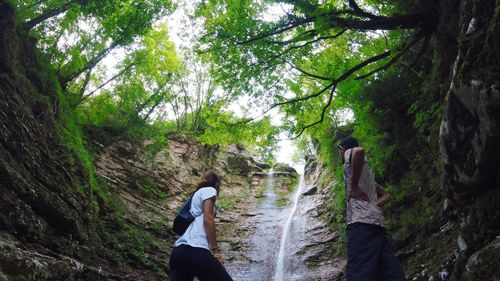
left=348, top=148, right=354, bottom=164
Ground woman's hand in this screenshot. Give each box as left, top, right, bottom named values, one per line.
left=212, top=247, right=225, bottom=268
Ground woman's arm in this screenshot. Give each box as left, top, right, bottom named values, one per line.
left=203, top=197, right=219, bottom=254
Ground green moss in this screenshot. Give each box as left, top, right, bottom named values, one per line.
left=134, top=175, right=167, bottom=199
left=274, top=176, right=298, bottom=207
left=276, top=196, right=289, bottom=208
left=96, top=198, right=167, bottom=278
left=216, top=195, right=237, bottom=212
left=56, top=89, right=105, bottom=198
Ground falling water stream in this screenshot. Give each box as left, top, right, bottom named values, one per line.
left=273, top=175, right=304, bottom=281
left=224, top=169, right=344, bottom=281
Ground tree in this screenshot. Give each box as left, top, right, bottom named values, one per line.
left=167, top=53, right=218, bottom=131
left=195, top=0, right=438, bottom=137
left=79, top=23, right=181, bottom=127
left=15, top=0, right=175, bottom=88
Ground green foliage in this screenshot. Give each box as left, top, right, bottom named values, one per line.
left=135, top=175, right=168, bottom=199
left=91, top=195, right=168, bottom=277
left=216, top=195, right=237, bottom=212
left=194, top=0, right=414, bottom=138
left=196, top=101, right=280, bottom=161
left=16, top=0, right=175, bottom=85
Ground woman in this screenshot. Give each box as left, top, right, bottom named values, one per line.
left=169, top=171, right=233, bottom=281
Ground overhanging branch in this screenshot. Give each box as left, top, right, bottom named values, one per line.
left=355, top=32, right=424, bottom=80
left=347, top=0, right=381, bottom=19
left=223, top=50, right=391, bottom=131
left=288, top=63, right=334, bottom=81
left=291, top=84, right=337, bottom=139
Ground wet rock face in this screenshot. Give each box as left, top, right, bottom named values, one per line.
left=272, top=163, right=299, bottom=194
left=438, top=0, right=500, bottom=279
left=221, top=165, right=345, bottom=281
left=90, top=132, right=269, bottom=276
left=440, top=0, right=500, bottom=203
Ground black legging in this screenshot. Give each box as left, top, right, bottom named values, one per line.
left=169, top=244, right=233, bottom=281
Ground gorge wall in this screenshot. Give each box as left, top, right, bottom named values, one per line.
left=438, top=0, right=500, bottom=280
left=1, top=0, right=500, bottom=280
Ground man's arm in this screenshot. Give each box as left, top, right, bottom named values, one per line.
left=349, top=147, right=369, bottom=202
left=376, top=186, right=391, bottom=206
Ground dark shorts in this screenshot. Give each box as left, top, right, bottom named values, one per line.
left=169, top=244, right=233, bottom=281
left=347, top=223, right=406, bottom=281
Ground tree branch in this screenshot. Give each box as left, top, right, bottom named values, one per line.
left=291, top=85, right=337, bottom=139
left=355, top=33, right=424, bottom=80
left=215, top=10, right=354, bottom=46
left=326, top=13, right=426, bottom=31
left=258, top=29, right=346, bottom=67
left=273, top=81, right=335, bottom=107
left=264, top=29, right=317, bottom=45
left=337, top=50, right=391, bottom=82
left=223, top=51, right=391, bottom=128
left=24, top=0, right=89, bottom=30
left=232, top=17, right=316, bottom=45
left=76, top=68, right=93, bottom=101
left=60, top=39, right=123, bottom=86
left=80, top=60, right=137, bottom=102
left=347, top=0, right=381, bottom=19
left=288, top=63, right=334, bottom=81
left=217, top=12, right=425, bottom=49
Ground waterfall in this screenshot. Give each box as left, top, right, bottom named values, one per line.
left=265, top=169, right=275, bottom=200
left=273, top=175, right=304, bottom=281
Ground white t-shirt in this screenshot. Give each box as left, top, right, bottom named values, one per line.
left=343, top=149, right=385, bottom=227
left=174, top=187, right=217, bottom=250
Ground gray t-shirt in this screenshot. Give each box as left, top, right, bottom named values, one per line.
left=343, top=149, right=384, bottom=227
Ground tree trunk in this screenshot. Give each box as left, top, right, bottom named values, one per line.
left=60, top=39, right=122, bottom=87
left=24, top=0, right=88, bottom=30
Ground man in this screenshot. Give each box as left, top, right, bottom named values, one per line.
left=337, top=136, right=406, bottom=281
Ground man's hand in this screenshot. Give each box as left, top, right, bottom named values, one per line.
left=376, top=187, right=390, bottom=206
left=349, top=186, right=369, bottom=202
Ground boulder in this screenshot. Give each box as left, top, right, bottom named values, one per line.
left=302, top=186, right=318, bottom=196
left=273, top=163, right=299, bottom=176
left=464, top=238, right=500, bottom=281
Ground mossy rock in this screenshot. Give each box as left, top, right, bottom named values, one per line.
left=273, top=163, right=298, bottom=177
left=464, top=238, right=500, bottom=281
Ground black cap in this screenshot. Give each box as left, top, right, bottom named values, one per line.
left=337, top=136, right=358, bottom=150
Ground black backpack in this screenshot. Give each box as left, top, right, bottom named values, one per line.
left=172, top=196, right=195, bottom=235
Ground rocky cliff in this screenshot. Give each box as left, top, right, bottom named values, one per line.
left=438, top=0, right=500, bottom=280
left=87, top=128, right=272, bottom=280
left=0, top=2, right=109, bottom=280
